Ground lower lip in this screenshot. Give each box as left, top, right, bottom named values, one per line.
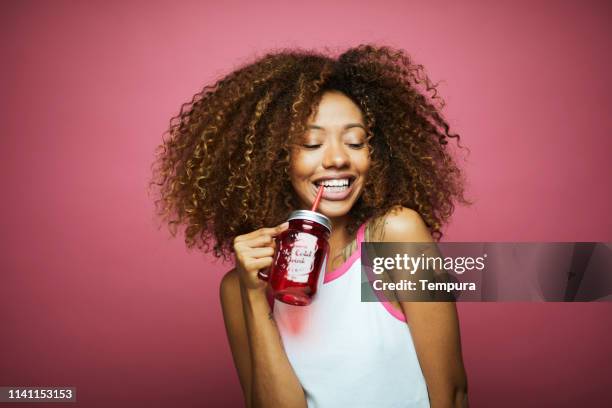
left=312, top=181, right=355, bottom=201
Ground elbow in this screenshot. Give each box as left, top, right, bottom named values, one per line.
left=453, top=384, right=469, bottom=408
left=429, top=381, right=469, bottom=408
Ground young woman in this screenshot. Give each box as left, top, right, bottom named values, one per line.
left=151, top=45, right=469, bottom=407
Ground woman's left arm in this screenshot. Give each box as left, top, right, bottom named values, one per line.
left=400, top=300, right=468, bottom=407
left=381, top=207, right=469, bottom=408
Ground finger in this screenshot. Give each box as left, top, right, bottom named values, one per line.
left=243, top=234, right=275, bottom=248
left=248, top=257, right=274, bottom=271
left=240, top=222, right=289, bottom=242
left=247, top=247, right=275, bottom=258
left=234, top=222, right=288, bottom=243
left=256, top=222, right=289, bottom=238
left=272, top=222, right=290, bottom=237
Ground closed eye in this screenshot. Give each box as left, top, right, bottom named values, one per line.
left=301, top=143, right=364, bottom=149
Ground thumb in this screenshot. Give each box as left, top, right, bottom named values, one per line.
left=273, top=222, right=289, bottom=235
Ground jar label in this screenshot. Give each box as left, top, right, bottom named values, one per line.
left=286, top=233, right=318, bottom=283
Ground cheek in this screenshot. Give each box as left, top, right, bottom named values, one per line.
left=354, top=152, right=371, bottom=173
left=290, top=153, right=319, bottom=177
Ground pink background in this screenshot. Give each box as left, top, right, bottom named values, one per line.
left=1, top=1, right=610, bottom=407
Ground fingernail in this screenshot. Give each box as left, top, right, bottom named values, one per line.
left=280, top=222, right=289, bottom=228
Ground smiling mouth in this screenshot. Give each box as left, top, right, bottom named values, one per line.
left=311, top=178, right=356, bottom=200
left=313, top=178, right=354, bottom=190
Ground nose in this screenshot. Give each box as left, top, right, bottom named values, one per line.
left=322, top=139, right=350, bottom=169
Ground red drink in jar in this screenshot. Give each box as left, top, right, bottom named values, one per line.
left=258, top=210, right=331, bottom=306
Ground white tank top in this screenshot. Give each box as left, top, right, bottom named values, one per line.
left=272, top=222, right=430, bottom=407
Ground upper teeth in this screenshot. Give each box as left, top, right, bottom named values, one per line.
left=318, top=178, right=350, bottom=187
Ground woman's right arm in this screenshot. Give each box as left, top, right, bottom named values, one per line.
left=220, top=223, right=307, bottom=408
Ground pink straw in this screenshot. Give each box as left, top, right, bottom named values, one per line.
left=311, top=185, right=324, bottom=212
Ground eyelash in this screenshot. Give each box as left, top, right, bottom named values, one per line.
left=302, top=143, right=365, bottom=149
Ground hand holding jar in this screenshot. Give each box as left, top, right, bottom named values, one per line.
left=259, top=209, right=331, bottom=306
left=232, top=222, right=289, bottom=291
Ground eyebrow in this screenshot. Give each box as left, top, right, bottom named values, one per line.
left=307, top=123, right=366, bottom=131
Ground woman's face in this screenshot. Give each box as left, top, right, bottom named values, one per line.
left=289, top=91, right=371, bottom=220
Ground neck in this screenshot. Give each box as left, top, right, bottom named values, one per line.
left=327, top=214, right=353, bottom=252
left=329, top=215, right=349, bottom=234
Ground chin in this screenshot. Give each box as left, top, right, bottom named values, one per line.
left=316, top=200, right=355, bottom=220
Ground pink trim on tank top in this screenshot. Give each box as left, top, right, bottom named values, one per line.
left=381, top=300, right=407, bottom=322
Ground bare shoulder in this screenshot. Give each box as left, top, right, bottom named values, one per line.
left=220, top=268, right=240, bottom=305
left=369, top=206, right=433, bottom=243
